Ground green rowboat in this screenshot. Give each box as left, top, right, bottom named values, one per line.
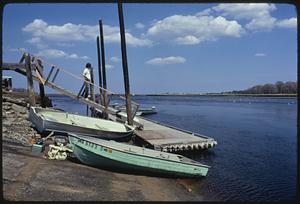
left=68, top=133, right=210, bottom=178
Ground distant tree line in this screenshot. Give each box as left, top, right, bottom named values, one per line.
left=224, top=81, right=297, bottom=94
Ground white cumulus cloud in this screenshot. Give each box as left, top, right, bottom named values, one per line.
left=9, top=48, right=26, bottom=52
left=213, top=3, right=277, bottom=20
left=147, top=14, right=244, bottom=45
left=106, top=64, right=114, bottom=69
left=212, top=3, right=296, bottom=31
left=26, top=37, right=48, bottom=49
left=174, top=35, right=201, bottom=45
left=26, top=37, right=41, bottom=43
left=36, top=48, right=88, bottom=60
left=110, top=56, right=120, bottom=63
left=276, top=17, right=297, bottom=28
left=23, top=19, right=153, bottom=47
left=135, top=22, right=145, bottom=29
left=36, top=49, right=67, bottom=58
left=196, top=8, right=212, bottom=16
left=145, top=56, right=186, bottom=65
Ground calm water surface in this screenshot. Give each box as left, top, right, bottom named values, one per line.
left=49, top=95, right=297, bottom=201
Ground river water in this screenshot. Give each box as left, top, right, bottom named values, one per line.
left=49, top=95, right=297, bottom=201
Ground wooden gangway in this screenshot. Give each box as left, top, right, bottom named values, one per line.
left=3, top=52, right=218, bottom=152
left=2, top=53, right=142, bottom=128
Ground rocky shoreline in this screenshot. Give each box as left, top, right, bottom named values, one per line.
left=2, top=91, right=42, bottom=146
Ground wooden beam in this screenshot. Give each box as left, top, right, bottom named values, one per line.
left=118, top=2, right=133, bottom=126
left=24, top=54, right=36, bottom=106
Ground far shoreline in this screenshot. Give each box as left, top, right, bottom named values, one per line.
left=46, top=93, right=297, bottom=97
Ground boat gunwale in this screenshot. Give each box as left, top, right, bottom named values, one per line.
left=69, top=134, right=210, bottom=169
left=31, top=107, right=134, bottom=135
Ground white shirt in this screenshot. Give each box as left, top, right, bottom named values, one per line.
left=83, top=67, right=91, bottom=81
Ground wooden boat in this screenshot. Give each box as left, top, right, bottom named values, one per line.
left=29, top=107, right=134, bottom=141
left=112, top=104, right=157, bottom=116
left=137, top=106, right=157, bottom=115
left=68, top=133, right=210, bottom=178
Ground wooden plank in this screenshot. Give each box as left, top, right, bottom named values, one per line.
left=2, top=63, right=26, bottom=70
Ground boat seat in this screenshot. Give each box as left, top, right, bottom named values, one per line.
left=43, top=115, right=58, bottom=122
left=70, top=119, right=86, bottom=127
left=95, top=124, right=109, bottom=131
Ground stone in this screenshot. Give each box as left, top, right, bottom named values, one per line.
left=12, top=104, right=27, bottom=114
left=3, top=120, right=13, bottom=126
left=2, top=111, right=7, bottom=118
left=3, top=105, right=11, bottom=111
left=6, top=110, right=15, bottom=115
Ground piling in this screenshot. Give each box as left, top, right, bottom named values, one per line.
left=90, top=65, right=96, bottom=116
left=96, top=36, right=103, bottom=105
left=36, top=59, right=46, bottom=108
left=24, top=53, right=36, bottom=106
left=99, top=19, right=108, bottom=119
left=118, top=2, right=133, bottom=125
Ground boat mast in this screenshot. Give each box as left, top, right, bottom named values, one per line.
left=117, top=2, right=133, bottom=126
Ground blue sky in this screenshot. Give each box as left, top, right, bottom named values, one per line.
left=2, top=3, right=297, bottom=94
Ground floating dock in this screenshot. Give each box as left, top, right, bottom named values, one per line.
left=134, top=116, right=217, bottom=152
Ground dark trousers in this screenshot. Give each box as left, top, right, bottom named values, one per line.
left=80, top=81, right=91, bottom=98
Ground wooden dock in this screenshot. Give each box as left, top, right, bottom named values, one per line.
left=134, top=116, right=217, bottom=152
left=3, top=53, right=218, bottom=153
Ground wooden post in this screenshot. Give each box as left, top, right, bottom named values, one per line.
left=118, top=2, right=133, bottom=125
left=99, top=19, right=108, bottom=119
left=24, top=54, right=36, bottom=106
left=96, top=36, right=103, bottom=106
left=36, top=59, right=46, bottom=107
left=39, top=84, right=45, bottom=107
left=90, top=66, right=96, bottom=116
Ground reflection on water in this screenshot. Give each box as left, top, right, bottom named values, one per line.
left=49, top=95, right=297, bottom=201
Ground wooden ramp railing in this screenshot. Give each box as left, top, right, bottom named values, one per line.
left=2, top=52, right=143, bottom=129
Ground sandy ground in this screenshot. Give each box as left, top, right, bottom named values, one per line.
left=2, top=138, right=204, bottom=201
